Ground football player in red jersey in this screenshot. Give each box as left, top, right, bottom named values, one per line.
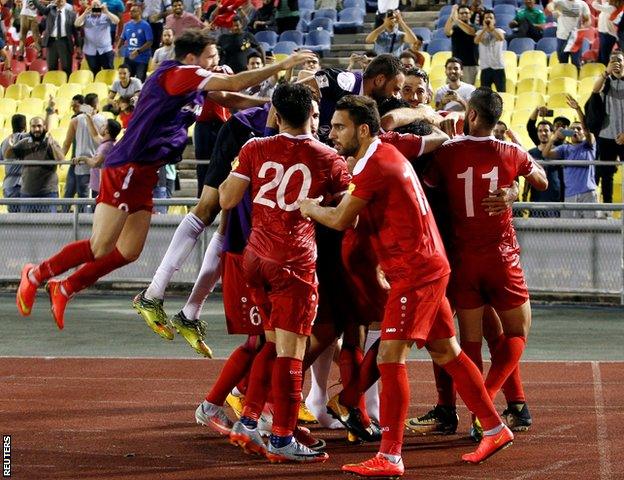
left=218, top=83, right=350, bottom=463
left=300, top=95, right=515, bottom=477
left=424, top=87, right=548, bottom=411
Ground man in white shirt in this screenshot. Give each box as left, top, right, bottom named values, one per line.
left=547, top=0, right=591, bottom=67
left=592, top=0, right=618, bottom=65
left=435, top=57, right=476, bottom=112
left=375, top=0, right=399, bottom=27
left=18, top=0, right=41, bottom=59
left=475, top=10, right=506, bottom=92
left=152, top=28, right=175, bottom=68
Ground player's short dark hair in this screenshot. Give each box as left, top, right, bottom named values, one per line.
left=106, top=119, right=122, bottom=140
left=11, top=113, right=26, bottom=133
left=335, top=95, right=380, bottom=136
left=247, top=50, right=263, bottom=63
left=84, top=93, right=98, bottom=108
left=272, top=82, right=314, bottom=129
left=118, top=63, right=130, bottom=71
left=72, top=94, right=85, bottom=103
left=363, top=54, right=404, bottom=80
left=405, top=67, right=429, bottom=83
left=468, top=87, right=503, bottom=128
left=175, top=29, right=216, bottom=61
left=395, top=120, right=432, bottom=136
left=495, top=120, right=507, bottom=129
left=537, top=120, right=553, bottom=129
left=377, top=97, right=410, bottom=117
left=445, top=57, right=464, bottom=68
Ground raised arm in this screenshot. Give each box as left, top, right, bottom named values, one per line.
left=567, top=94, right=593, bottom=147
left=206, top=91, right=270, bottom=109
left=62, top=118, right=78, bottom=156
left=396, top=11, right=419, bottom=46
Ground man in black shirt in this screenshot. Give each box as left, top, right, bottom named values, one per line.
left=444, top=4, right=478, bottom=85
left=217, top=15, right=263, bottom=73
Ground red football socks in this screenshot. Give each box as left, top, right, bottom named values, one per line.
left=488, top=334, right=526, bottom=403
left=205, top=344, right=255, bottom=405
left=241, top=341, right=276, bottom=421
left=432, top=362, right=456, bottom=407
left=63, top=248, right=130, bottom=296
left=271, top=357, right=303, bottom=437
left=379, top=363, right=409, bottom=457
left=485, top=335, right=526, bottom=401
left=338, top=346, right=371, bottom=425
left=33, top=239, right=95, bottom=284
left=442, top=351, right=501, bottom=431
left=461, top=340, right=484, bottom=373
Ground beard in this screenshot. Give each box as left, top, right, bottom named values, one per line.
left=31, top=131, right=46, bottom=142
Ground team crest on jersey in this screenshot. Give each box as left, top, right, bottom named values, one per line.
left=337, top=72, right=356, bottom=92
left=348, top=183, right=356, bottom=193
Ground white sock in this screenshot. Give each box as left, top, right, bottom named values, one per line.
left=145, top=213, right=206, bottom=300
left=182, top=231, right=224, bottom=320
left=483, top=423, right=505, bottom=436
left=380, top=453, right=402, bottom=464
left=364, top=329, right=381, bottom=423
left=231, top=386, right=243, bottom=397
left=305, top=342, right=343, bottom=429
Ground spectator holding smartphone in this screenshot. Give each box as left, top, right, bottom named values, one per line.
left=365, top=10, right=419, bottom=56
left=475, top=10, right=506, bottom=92
left=445, top=4, right=478, bottom=84
left=75, top=0, right=120, bottom=75
left=542, top=95, right=598, bottom=217
left=435, top=57, right=475, bottom=112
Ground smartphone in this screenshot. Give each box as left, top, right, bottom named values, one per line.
left=561, top=128, right=575, bottom=137
left=544, top=109, right=554, bottom=117
left=92, top=6, right=102, bottom=12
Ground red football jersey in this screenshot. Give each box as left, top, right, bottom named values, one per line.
left=232, top=133, right=350, bottom=268
left=379, top=131, right=425, bottom=161
left=349, top=140, right=450, bottom=288
left=425, top=135, right=537, bottom=254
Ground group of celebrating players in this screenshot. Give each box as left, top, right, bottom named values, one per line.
left=15, top=28, right=549, bottom=478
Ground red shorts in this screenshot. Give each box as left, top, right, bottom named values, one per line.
left=243, top=249, right=318, bottom=336
left=222, top=252, right=265, bottom=336
left=341, top=228, right=387, bottom=327
left=449, top=251, right=529, bottom=311
left=97, top=162, right=159, bottom=214
left=381, top=275, right=455, bottom=348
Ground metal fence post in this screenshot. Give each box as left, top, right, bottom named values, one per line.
left=73, top=204, right=79, bottom=241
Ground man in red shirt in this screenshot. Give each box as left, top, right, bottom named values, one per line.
left=218, top=83, right=350, bottom=463
left=424, top=87, right=548, bottom=410
left=300, top=95, right=513, bottom=477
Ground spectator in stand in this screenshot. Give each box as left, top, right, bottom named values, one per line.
left=18, top=0, right=40, bottom=59
left=347, top=51, right=376, bottom=71
left=593, top=0, right=618, bottom=65
left=470, top=0, right=486, bottom=26
left=593, top=50, right=624, bottom=204
left=75, top=0, right=120, bottom=75
left=33, top=0, right=80, bottom=78
left=316, top=0, right=341, bottom=8
left=543, top=95, right=598, bottom=218
left=108, top=64, right=143, bottom=104
left=4, top=117, right=65, bottom=213
left=101, top=0, right=124, bottom=43
left=493, top=120, right=508, bottom=140
left=249, top=0, right=276, bottom=33
left=118, top=3, right=153, bottom=82
left=1, top=114, right=27, bottom=213
left=152, top=27, right=175, bottom=68
left=165, top=0, right=203, bottom=38
left=521, top=119, right=564, bottom=216
left=399, top=51, right=418, bottom=69
left=375, top=0, right=399, bottom=28
left=509, top=0, right=547, bottom=42
left=547, top=0, right=591, bottom=67
left=527, top=106, right=571, bottom=146
left=62, top=93, right=107, bottom=209
left=217, top=14, right=262, bottom=73
left=274, top=0, right=299, bottom=34
left=475, top=10, right=506, bottom=92
left=117, top=96, right=135, bottom=128
left=142, top=0, right=172, bottom=54
left=243, top=50, right=276, bottom=97
left=435, top=57, right=475, bottom=112
left=366, top=9, right=420, bottom=56
left=445, top=4, right=478, bottom=85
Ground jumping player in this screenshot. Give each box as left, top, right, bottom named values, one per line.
left=15, top=29, right=316, bottom=328
left=300, top=95, right=515, bottom=477
left=219, top=83, right=350, bottom=463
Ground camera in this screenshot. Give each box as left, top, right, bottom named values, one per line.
left=544, top=109, right=554, bottom=117
left=386, top=10, right=395, bottom=19
left=92, top=6, right=102, bottom=12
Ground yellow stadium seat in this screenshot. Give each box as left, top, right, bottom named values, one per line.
left=503, top=50, right=517, bottom=68
left=579, top=76, right=598, bottom=94
left=83, top=81, right=109, bottom=100
left=549, top=52, right=559, bottom=66
left=518, top=64, right=548, bottom=82
left=0, top=85, right=4, bottom=98
left=430, top=51, right=451, bottom=69
left=5, top=84, right=32, bottom=100
left=547, top=92, right=572, bottom=108
left=499, top=110, right=512, bottom=126
left=0, top=114, right=7, bottom=128
left=549, top=62, right=578, bottom=80
left=16, top=71, right=41, bottom=88
left=58, top=164, right=70, bottom=183
left=504, top=64, right=518, bottom=82
left=16, top=97, right=44, bottom=116
left=551, top=107, right=578, bottom=123
left=0, top=98, right=17, bottom=115
left=505, top=77, right=516, bottom=93
left=510, top=109, right=534, bottom=128
left=56, top=83, right=84, bottom=102
left=515, top=130, right=535, bottom=150
left=516, top=78, right=546, bottom=94
left=42, top=70, right=68, bottom=86
left=548, top=77, right=577, bottom=96
left=580, top=62, right=606, bottom=80
left=69, top=70, right=95, bottom=85
left=430, top=74, right=446, bottom=92
left=113, top=56, right=124, bottom=69
left=58, top=113, right=74, bottom=128
left=518, top=50, right=547, bottom=69
left=420, top=51, right=431, bottom=71
left=498, top=92, right=516, bottom=110
left=80, top=58, right=89, bottom=70
left=516, top=91, right=546, bottom=109
left=30, top=83, right=58, bottom=100
left=94, top=69, right=118, bottom=85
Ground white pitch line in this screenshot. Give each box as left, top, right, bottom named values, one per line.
left=511, top=460, right=576, bottom=480
left=592, top=361, right=611, bottom=480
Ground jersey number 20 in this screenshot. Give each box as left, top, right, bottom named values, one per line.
left=254, top=161, right=312, bottom=212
